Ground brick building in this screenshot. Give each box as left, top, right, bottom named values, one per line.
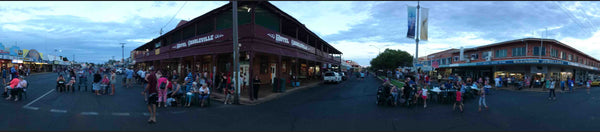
left=422, top=38, right=600, bottom=87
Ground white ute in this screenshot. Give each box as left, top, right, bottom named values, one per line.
left=323, top=71, right=342, bottom=84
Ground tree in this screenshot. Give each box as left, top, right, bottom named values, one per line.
left=370, top=48, right=413, bottom=71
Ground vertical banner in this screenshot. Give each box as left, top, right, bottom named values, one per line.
left=406, top=6, right=417, bottom=39
left=420, top=8, right=429, bottom=41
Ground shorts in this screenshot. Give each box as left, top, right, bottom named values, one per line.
left=92, top=83, right=100, bottom=90
left=147, top=93, right=158, bottom=105
left=126, top=78, right=133, bottom=84
left=421, top=95, right=427, bottom=100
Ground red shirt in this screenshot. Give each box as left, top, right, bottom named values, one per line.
left=9, top=78, right=19, bottom=89
left=456, top=91, right=462, bottom=101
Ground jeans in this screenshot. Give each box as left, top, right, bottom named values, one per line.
left=549, top=89, right=556, bottom=98
left=479, top=96, right=487, bottom=107
left=391, top=92, right=398, bottom=103
left=186, top=92, right=194, bottom=104
left=198, top=94, right=209, bottom=101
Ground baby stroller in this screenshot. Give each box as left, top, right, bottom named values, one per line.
left=376, top=85, right=393, bottom=106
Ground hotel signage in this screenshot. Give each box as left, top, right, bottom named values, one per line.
left=266, top=33, right=315, bottom=53
left=171, top=33, right=225, bottom=50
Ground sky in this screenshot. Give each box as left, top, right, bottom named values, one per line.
left=1, top=1, right=600, bottom=66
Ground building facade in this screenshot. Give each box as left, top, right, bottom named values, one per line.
left=423, top=38, right=600, bottom=86
left=132, top=1, right=342, bottom=94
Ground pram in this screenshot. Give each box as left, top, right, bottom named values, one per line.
left=376, top=85, right=393, bottom=106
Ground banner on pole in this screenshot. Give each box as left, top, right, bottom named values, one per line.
left=406, top=6, right=417, bottom=39
left=420, top=8, right=429, bottom=41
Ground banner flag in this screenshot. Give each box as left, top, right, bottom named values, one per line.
left=420, top=8, right=429, bottom=41
left=406, top=6, right=417, bottom=39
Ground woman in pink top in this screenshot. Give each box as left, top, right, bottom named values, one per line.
left=101, top=75, right=110, bottom=95
left=157, top=76, right=169, bottom=107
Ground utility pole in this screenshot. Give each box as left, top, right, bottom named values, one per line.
left=232, top=1, right=240, bottom=105
left=120, top=43, right=125, bottom=63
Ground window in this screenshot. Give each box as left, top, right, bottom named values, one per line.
left=533, top=46, right=546, bottom=56
left=454, top=56, right=459, bottom=62
left=550, top=49, right=559, bottom=58
left=470, top=53, right=478, bottom=60
left=482, top=51, right=492, bottom=60
left=568, top=54, right=572, bottom=61
left=442, top=58, right=447, bottom=65
left=447, top=58, right=452, bottom=64
left=495, top=49, right=507, bottom=58
left=561, top=52, right=567, bottom=60
left=512, top=47, right=526, bottom=56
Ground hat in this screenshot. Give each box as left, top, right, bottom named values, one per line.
left=192, top=82, right=198, bottom=86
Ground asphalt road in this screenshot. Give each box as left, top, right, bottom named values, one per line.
left=1, top=72, right=599, bottom=131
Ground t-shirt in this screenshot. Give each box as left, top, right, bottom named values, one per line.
left=545, top=81, right=552, bottom=89
left=9, top=78, right=19, bottom=89
left=126, top=69, right=133, bottom=79
left=422, top=89, right=428, bottom=97
left=199, top=87, right=210, bottom=95
left=16, top=79, right=27, bottom=88
left=549, top=81, right=555, bottom=89
left=158, top=77, right=168, bottom=89
left=147, top=72, right=158, bottom=94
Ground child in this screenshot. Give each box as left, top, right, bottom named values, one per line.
left=453, top=86, right=463, bottom=112
left=66, top=76, right=76, bottom=92
left=224, top=83, right=235, bottom=104
left=101, top=75, right=110, bottom=94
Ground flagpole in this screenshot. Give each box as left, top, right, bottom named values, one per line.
left=415, top=1, right=420, bottom=68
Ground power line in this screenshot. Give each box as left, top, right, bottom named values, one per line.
left=554, top=1, right=595, bottom=35
left=160, top=1, right=188, bottom=35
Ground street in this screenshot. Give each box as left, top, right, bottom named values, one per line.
left=1, top=72, right=599, bottom=131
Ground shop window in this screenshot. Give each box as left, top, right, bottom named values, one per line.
left=495, top=49, right=507, bottom=58
left=533, top=46, right=546, bottom=56
left=512, top=47, right=526, bottom=56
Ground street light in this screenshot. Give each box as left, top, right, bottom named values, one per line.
left=369, top=45, right=381, bottom=55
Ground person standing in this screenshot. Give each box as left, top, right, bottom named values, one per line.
left=453, top=86, right=464, bottom=113
left=126, top=68, right=134, bottom=88
left=93, top=71, right=102, bottom=95
left=568, top=78, right=574, bottom=93
left=110, top=70, right=116, bottom=95
left=587, top=79, right=591, bottom=95
left=547, top=79, right=556, bottom=100
left=252, top=76, right=261, bottom=101
left=142, top=69, right=158, bottom=123
left=2, top=67, right=7, bottom=85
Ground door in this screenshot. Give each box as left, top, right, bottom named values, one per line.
left=271, top=63, right=276, bottom=84
left=240, top=64, right=249, bottom=86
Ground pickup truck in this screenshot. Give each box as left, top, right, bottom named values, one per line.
left=323, top=71, right=342, bottom=84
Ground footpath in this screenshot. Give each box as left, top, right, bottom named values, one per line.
left=209, top=80, right=322, bottom=105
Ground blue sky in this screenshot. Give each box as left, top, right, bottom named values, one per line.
left=1, top=1, right=600, bottom=66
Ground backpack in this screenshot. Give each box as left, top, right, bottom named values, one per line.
left=160, top=82, right=167, bottom=89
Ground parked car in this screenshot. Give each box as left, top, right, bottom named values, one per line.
left=116, top=68, right=124, bottom=74
left=323, top=71, right=342, bottom=84
left=592, top=79, right=600, bottom=87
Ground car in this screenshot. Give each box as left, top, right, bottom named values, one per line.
left=323, top=71, right=342, bottom=84
left=592, top=80, right=600, bottom=87
left=116, top=68, right=124, bottom=74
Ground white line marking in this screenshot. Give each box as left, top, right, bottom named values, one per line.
left=171, top=111, right=185, bottom=114
left=22, top=106, right=39, bottom=110
left=50, top=109, right=67, bottom=113
left=81, top=112, right=99, bottom=115
left=111, top=112, right=130, bottom=116
left=24, top=89, right=55, bottom=107
left=143, top=112, right=159, bottom=116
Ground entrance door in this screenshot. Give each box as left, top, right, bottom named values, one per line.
left=271, top=63, right=276, bottom=84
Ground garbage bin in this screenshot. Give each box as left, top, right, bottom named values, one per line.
left=280, top=78, right=286, bottom=92
left=272, top=78, right=279, bottom=92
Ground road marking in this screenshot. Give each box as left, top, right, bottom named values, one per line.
left=143, top=112, right=159, bottom=116
left=22, top=106, right=39, bottom=110
left=171, top=111, right=185, bottom=114
left=50, top=109, right=67, bottom=113
left=24, top=89, right=55, bottom=107
left=112, top=112, right=130, bottom=116
left=81, top=112, right=99, bottom=115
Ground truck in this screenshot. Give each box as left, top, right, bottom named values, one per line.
left=323, top=71, right=342, bottom=84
